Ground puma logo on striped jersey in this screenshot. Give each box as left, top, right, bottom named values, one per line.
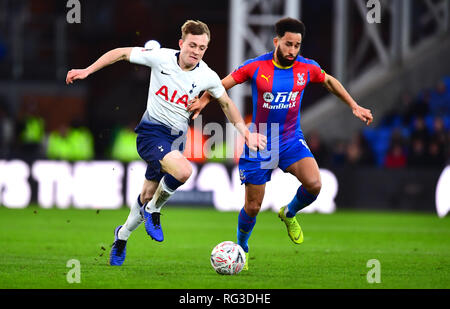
left=261, top=74, right=271, bottom=83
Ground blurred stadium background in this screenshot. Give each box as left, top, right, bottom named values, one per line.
left=0, top=0, right=449, bottom=216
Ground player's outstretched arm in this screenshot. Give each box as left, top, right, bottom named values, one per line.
left=323, top=74, right=373, bottom=125
left=188, top=74, right=238, bottom=120
left=216, top=92, right=267, bottom=152
left=66, top=47, right=133, bottom=84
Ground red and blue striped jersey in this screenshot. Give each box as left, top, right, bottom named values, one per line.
left=231, top=51, right=326, bottom=148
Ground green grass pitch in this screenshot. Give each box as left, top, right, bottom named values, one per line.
left=0, top=205, right=449, bottom=289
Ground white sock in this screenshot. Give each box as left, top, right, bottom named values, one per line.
left=118, top=196, right=145, bottom=240
left=145, top=177, right=176, bottom=213
left=284, top=206, right=290, bottom=217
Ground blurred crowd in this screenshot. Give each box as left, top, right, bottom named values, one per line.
left=308, top=76, right=450, bottom=169
left=0, top=98, right=138, bottom=162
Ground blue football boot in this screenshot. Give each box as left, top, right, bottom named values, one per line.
left=109, top=225, right=127, bottom=266
left=140, top=206, right=164, bottom=242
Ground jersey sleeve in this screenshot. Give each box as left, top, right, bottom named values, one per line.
left=230, top=59, right=257, bottom=84
left=206, top=70, right=226, bottom=99
left=308, top=60, right=326, bottom=83
left=129, top=47, right=161, bottom=68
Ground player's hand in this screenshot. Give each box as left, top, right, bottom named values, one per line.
left=187, top=96, right=208, bottom=120
left=352, top=105, right=373, bottom=126
left=245, top=132, right=267, bottom=152
left=66, top=68, right=90, bottom=85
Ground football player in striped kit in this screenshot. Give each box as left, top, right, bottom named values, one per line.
left=189, top=17, right=373, bottom=270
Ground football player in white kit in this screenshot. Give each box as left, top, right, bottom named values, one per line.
left=66, top=20, right=267, bottom=266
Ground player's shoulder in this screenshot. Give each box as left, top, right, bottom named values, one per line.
left=251, top=51, right=273, bottom=63
left=134, top=46, right=173, bottom=60
left=155, top=47, right=177, bottom=57
left=197, top=58, right=211, bottom=70
left=197, top=59, right=219, bottom=76
left=239, top=51, right=273, bottom=68
left=295, top=55, right=321, bottom=68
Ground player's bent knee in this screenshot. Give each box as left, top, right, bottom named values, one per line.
left=304, top=179, right=322, bottom=196
left=173, top=164, right=192, bottom=183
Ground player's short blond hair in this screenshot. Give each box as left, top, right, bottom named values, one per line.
left=181, top=20, right=211, bottom=41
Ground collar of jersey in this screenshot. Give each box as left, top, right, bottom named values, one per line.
left=272, top=59, right=294, bottom=70
left=175, top=52, right=200, bottom=71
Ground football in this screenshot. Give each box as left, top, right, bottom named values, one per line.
left=210, top=241, right=246, bottom=275
left=144, top=40, right=161, bottom=51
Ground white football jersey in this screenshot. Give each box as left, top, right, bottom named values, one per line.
left=129, top=47, right=225, bottom=133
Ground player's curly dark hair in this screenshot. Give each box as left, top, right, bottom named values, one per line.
left=275, top=17, right=306, bottom=39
